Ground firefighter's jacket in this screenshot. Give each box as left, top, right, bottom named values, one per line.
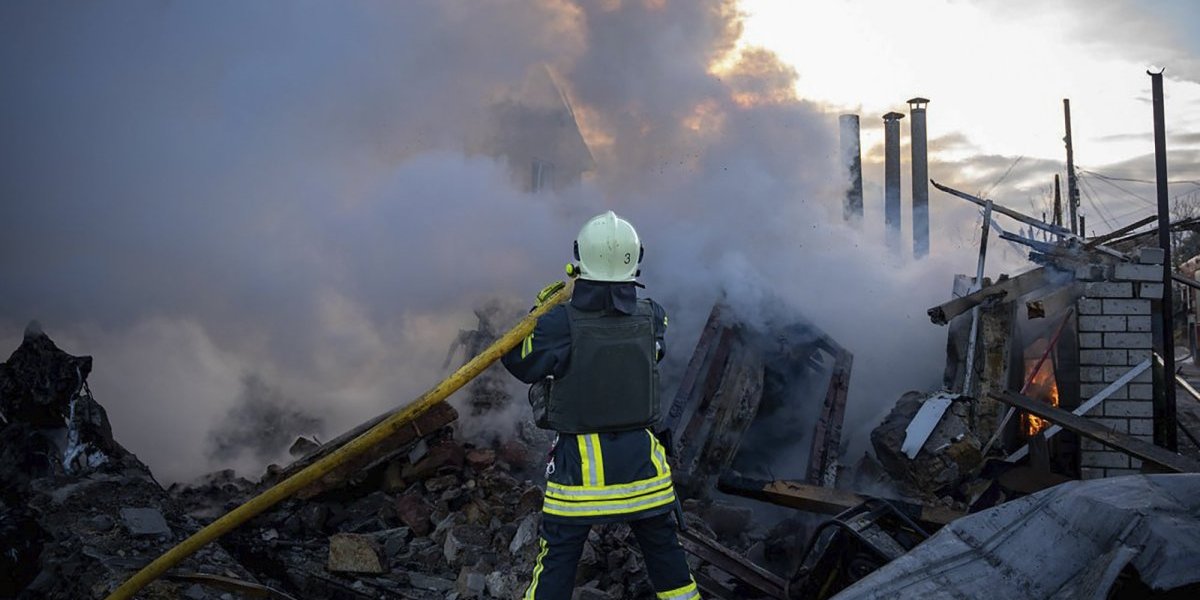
left=502, top=280, right=674, bottom=524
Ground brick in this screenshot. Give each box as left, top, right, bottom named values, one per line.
left=1127, top=383, right=1153, bottom=400
left=1105, top=366, right=1152, bottom=383
left=1082, top=383, right=1126, bottom=399
left=1129, top=458, right=1144, bottom=469
left=1128, top=418, right=1154, bottom=436
left=1114, top=263, right=1163, bottom=282
left=1084, top=282, right=1134, bottom=298
left=1079, top=316, right=1126, bottom=332
left=1092, top=417, right=1129, bottom=433
left=1081, top=438, right=1108, bottom=452
left=1101, top=299, right=1151, bottom=315
left=1105, top=400, right=1154, bottom=418
left=1081, top=467, right=1106, bottom=480
left=1077, top=298, right=1104, bottom=314
left=1075, top=265, right=1106, bottom=282
left=1127, top=349, right=1152, bottom=365
left=1129, top=434, right=1154, bottom=444
left=1138, top=283, right=1165, bottom=299
left=1081, top=367, right=1106, bottom=382
left=1136, top=247, right=1165, bottom=264
left=1103, top=332, right=1153, bottom=349
left=1078, top=332, right=1104, bottom=348
left=1080, top=349, right=1128, bottom=365
left=1083, top=401, right=1105, bottom=416
left=1126, top=316, right=1152, bottom=332
left=1081, top=450, right=1129, bottom=469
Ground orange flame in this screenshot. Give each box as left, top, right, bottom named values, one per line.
left=1023, top=359, right=1060, bottom=436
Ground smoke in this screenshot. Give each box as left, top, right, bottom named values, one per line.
left=207, top=374, right=324, bottom=465
left=1, top=0, right=983, bottom=482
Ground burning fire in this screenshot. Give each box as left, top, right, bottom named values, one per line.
left=1023, top=359, right=1060, bottom=436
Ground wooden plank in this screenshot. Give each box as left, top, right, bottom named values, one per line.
left=928, top=267, right=1049, bottom=325
left=678, top=529, right=787, bottom=599
left=807, top=349, right=853, bottom=486
left=990, top=390, right=1200, bottom=473
left=717, top=475, right=963, bottom=526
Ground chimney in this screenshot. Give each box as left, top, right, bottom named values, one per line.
left=839, top=115, right=864, bottom=223
left=883, top=111, right=905, bottom=252
left=908, top=97, right=930, bottom=258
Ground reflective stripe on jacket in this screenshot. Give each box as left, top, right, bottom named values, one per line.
left=542, top=429, right=676, bottom=524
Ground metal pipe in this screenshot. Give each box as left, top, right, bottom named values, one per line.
left=909, top=98, right=930, bottom=258
left=883, top=111, right=905, bottom=252
left=839, top=114, right=864, bottom=223
left=1150, top=69, right=1178, bottom=451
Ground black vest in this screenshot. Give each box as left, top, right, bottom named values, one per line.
left=544, top=299, right=660, bottom=433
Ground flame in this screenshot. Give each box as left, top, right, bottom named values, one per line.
left=1023, top=359, right=1060, bottom=436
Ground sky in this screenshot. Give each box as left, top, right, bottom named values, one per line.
left=1, top=0, right=1197, bottom=482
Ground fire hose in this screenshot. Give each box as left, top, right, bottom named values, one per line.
left=106, top=278, right=575, bottom=600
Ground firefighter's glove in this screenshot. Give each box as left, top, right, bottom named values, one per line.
left=535, top=280, right=566, bottom=308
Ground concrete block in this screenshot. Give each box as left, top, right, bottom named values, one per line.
left=1126, top=316, right=1152, bottom=332
left=1129, top=434, right=1154, bottom=444
left=1080, top=349, right=1128, bottom=365
left=1081, top=367, right=1106, bottom=382
left=1084, top=282, right=1134, bottom=298
left=1114, top=263, right=1163, bottom=282
left=1102, top=299, right=1151, bottom=315
left=1138, top=283, right=1165, bottom=299
left=120, top=507, right=172, bottom=537
left=1081, top=438, right=1108, bottom=452
left=1078, top=333, right=1104, bottom=348
left=1129, top=458, right=1144, bottom=470
left=1077, top=298, right=1104, bottom=314
left=1103, top=332, right=1153, bottom=349
left=328, top=533, right=385, bottom=574
left=1075, top=265, right=1106, bottom=282
left=1079, top=315, right=1126, bottom=332
left=1106, top=366, right=1153, bottom=383
left=1127, top=349, right=1152, bottom=365
left=1081, top=450, right=1129, bottom=469
left=1136, top=247, right=1165, bottom=264
left=1128, top=418, right=1154, bottom=436
left=1081, top=467, right=1106, bottom=480
left=1092, top=417, right=1129, bottom=433
left=1127, top=383, right=1154, bottom=400
left=1105, top=400, right=1154, bottom=418
left=1082, top=383, right=1126, bottom=400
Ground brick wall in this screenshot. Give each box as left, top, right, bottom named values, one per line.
left=1075, top=247, right=1164, bottom=479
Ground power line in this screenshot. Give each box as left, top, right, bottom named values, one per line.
left=1078, top=175, right=1117, bottom=231
left=980, top=155, right=1025, bottom=198
left=1081, top=172, right=1155, bottom=206
left=1080, top=168, right=1200, bottom=188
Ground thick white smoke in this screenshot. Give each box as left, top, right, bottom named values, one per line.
left=1, top=0, right=988, bottom=482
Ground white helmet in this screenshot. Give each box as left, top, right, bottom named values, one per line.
left=574, top=210, right=642, bottom=282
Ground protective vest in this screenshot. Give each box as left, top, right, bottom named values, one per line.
left=545, top=299, right=660, bottom=433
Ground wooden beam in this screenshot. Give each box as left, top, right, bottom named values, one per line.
left=932, top=181, right=1072, bottom=238
left=678, top=529, right=787, bottom=600
left=717, top=475, right=963, bottom=526
left=928, top=267, right=1050, bottom=325
left=990, top=390, right=1200, bottom=473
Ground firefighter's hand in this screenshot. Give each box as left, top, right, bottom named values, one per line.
left=535, top=280, right=566, bottom=307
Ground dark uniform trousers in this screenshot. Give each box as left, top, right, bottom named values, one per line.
left=526, top=513, right=698, bottom=600
left=522, top=431, right=700, bottom=600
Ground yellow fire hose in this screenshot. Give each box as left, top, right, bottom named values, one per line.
left=106, top=279, right=574, bottom=600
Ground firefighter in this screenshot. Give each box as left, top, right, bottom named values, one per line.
left=501, top=211, right=700, bottom=600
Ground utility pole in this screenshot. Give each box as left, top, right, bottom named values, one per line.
left=1053, top=174, right=1063, bottom=227
left=1064, top=99, right=1081, bottom=235
left=1149, top=69, right=1178, bottom=451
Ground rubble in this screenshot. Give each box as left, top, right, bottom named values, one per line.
left=870, top=392, right=982, bottom=502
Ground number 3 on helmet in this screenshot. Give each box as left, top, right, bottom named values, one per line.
left=573, top=210, right=644, bottom=282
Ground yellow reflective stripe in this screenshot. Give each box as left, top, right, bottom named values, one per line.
left=589, top=434, right=606, bottom=487
left=520, top=332, right=534, bottom=359
left=542, top=488, right=676, bottom=517
left=656, top=578, right=699, bottom=600
left=524, top=537, right=549, bottom=599
left=577, top=435, right=594, bottom=487
left=546, top=472, right=673, bottom=500
left=663, top=314, right=669, bottom=328
left=648, top=430, right=666, bottom=476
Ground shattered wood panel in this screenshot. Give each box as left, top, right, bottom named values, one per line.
left=678, top=528, right=788, bottom=599
left=975, top=300, right=1016, bottom=439
left=273, top=401, right=458, bottom=499
left=807, top=350, right=853, bottom=486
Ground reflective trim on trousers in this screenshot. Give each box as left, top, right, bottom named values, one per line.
left=523, top=537, right=550, bottom=599
left=656, top=578, right=701, bottom=600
